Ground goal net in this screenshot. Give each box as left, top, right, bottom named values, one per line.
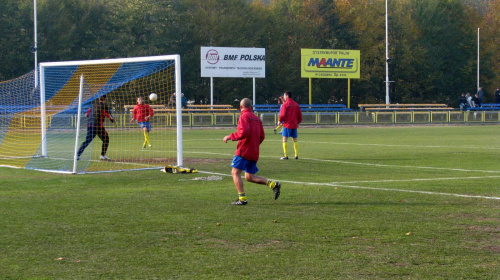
left=0, top=55, right=183, bottom=174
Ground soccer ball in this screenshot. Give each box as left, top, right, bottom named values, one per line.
left=149, top=93, right=158, bottom=102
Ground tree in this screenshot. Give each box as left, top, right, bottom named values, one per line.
left=408, top=0, right=476, bottom=103
left=0, top=0, right=34, bottom=80
left=479, top=0, right=500, bottom=97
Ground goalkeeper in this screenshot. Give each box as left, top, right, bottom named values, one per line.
left=223, top=98, right=281, bottom=206
left=130, top=96, right=155, bottom=149
left=77, top=95, right=114, bottom=160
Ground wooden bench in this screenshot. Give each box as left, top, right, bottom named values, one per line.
left=186, top=104, right=235, bottom=110
left=124, top=104, right=237, bottom=113
left=124, top=104, right=167, bottom=111
left=359, top=104, right=453, bottom=111
left=253, top=104, right=352, bottom=112
left=154, top=108, right=238, bottom=113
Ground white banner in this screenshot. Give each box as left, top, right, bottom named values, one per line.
left=201, top=47, right=265, bottom=78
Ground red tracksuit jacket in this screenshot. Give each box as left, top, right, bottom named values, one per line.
left=132, top=103, right=154, bottom=122
left=229, top=107, right=265, bottom=162
left=279, top=98, right=302, bottom=129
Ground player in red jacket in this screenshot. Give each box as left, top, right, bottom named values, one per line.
left=130, top=97, right=154, bottom=149
left=278, top=91, right=302, bottom=160
left=223, top=98, right=281, bottom=205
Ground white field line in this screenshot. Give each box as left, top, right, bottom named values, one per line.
left=196, top=170, right=500, bottom=200
left=209, top=137, right=500, bottom=151
left=292, top=141, right=500, bottom=150
left=301, top=180, right=500, bottom=200
left=185, top=150, right=500, bottom=176
left=184, top=138, right=500, bottom=154
left=343, top=175, right=500, bottom=184
left=298, top=157, right=500, bottom=174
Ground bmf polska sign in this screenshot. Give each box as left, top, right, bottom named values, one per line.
left=301, top=49, right=360, bottom=79
left=201, top=47, right=265, bottom=78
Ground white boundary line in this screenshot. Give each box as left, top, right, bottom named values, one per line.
left=193, top=167, right=500, bottom=200
left=196, top=170, right=500, bottom=200
left=185, top=146, right=500, bottom=200
left=291, top=157, right=500, bottom=174
left=202, top=137, right=500, bottom=151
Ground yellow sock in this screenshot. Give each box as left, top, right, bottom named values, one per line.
left=293, top=141, right=299, bottom=157
left=144, top=131, right=151, bottom=146
left=267, top=180, right=276, bottom=189
left=282, top=142, right=288, bottom=157
left=238, top=192, right=247, bottom=202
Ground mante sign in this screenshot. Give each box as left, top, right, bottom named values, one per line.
left=201, top=47, right=265, bottom=78
left=301, top=49, right=360, bottom=79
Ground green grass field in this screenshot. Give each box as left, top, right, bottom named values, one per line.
left=1, top=125, right=499, bottom=279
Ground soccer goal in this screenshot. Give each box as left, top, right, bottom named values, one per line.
left=0, top=55, right=183, bottom=174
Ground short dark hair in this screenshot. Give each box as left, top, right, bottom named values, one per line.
left=241, top=98, right=252, bottom=109
left=284, top=91, right=292, bottom=98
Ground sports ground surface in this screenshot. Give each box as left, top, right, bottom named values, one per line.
left=1, top=125, right=499, bottom=279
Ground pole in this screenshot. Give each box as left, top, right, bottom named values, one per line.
left=210, top=77, right=214, bottom=109
left=175, top=55, right=183, bottom=167
left=385, top=0, right=390, bottom=105
left=40, top=64, right=46, bottom=157
left=252, top=77, right=256, bottom=105
left=477, top=28, right=480, bottom=90
left=309, top=78, right=312, bottom=105
left=347, top=78, right=351, bottom=108
left=34, top=0, right=38, bottom=88
left=73, top=75, right=84, bottom=174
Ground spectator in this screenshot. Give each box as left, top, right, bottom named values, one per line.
left=458, top=93, right=467, bottom=111
left=477, top=87, right=484, bottom=104
left=181, top=93, right=188, bottom=108
left=495, top=88, right=500, bottom=104
left=466, top=92, right=474, bottom=108
left=170, top=92, right=188, bottom=108
left=472, top=93, right=481, bottom=107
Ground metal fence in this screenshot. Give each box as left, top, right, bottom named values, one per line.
left=6, top=110, right=500, bottom=130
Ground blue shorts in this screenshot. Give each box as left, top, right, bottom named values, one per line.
left=281, top=127, right=298, bottom=138
left=231, top=156, right=259, bottom=174
left=138, top=121, right=151, bottom=131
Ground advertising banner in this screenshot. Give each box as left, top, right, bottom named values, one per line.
left=301, top=49, right=360, bottom=79
left=201, top=47, right=265, bottom=78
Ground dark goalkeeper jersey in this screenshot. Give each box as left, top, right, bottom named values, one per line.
left=86, top=101, right=113, bottom=127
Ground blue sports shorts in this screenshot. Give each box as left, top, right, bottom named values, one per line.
left=138, top=121, right=151, bottom=131
left=231, top=155, right=259, bottom=174
left=281, top=127, right=298, bottom=138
